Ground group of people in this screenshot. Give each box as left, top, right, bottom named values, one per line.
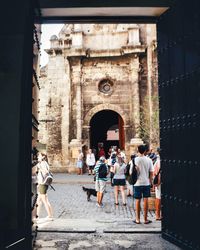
left=78, top=145, right=161, bottom=223
left=32, top=144, right=161, bottom=223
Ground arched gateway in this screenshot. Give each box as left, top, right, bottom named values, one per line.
left=83, top=104, right=128, bottom=156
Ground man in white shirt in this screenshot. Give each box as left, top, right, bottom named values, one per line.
left=133, top=145, right=153, bottom=224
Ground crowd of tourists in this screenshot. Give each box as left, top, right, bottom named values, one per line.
left=77, top=144, right=161, bottom=223
left=31, top=143, right=161, bottom=224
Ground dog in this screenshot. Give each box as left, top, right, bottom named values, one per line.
left=82, top=186, right=97, bottom=201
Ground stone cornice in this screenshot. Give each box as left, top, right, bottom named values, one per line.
left=62, top=45, right=146, bottom=58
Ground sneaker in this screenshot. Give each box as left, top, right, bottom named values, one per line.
left=45, top=216, right=54, bottom=221
left=32, top=217, right=38, bottom=223
left=96, top=203, right=103, bottom=208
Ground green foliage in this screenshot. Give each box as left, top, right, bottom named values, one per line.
left=138, top=95, right=159, bottom=145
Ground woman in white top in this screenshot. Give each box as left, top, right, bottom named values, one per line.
left=113, top=156, right=127, bottom=205
left=36, top=152, right=53, bottom=221
left=86, top=148, right=96, bottom=175
left=76, top=149, right=84, bottom=175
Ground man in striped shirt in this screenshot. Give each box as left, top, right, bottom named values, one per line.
left=94, top=156, right=109, bottom=207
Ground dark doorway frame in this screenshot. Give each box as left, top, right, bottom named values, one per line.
left=32, top=2, right=166, bottom=249
left=1, top=0, right=199, bottom=249
left=34, top=2, right=200, bottom=248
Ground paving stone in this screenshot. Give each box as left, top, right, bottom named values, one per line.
left=33, top=174, right=179, bottom=249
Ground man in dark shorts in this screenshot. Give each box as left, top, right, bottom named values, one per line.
left=132, top=145, right=153, bottom=224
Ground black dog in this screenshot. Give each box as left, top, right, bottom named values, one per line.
left=82, top=186, right=97, bottom=201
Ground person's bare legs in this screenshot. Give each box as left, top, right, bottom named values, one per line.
left=40, top=194, right=53, bottom=218
left=114, top=186, right=119, bottom=204
left=143, top=197, right=149, bottom=222
left=155, top=198, right=161, bottom=219
left=99, top=192, right=103, bottom=205
left=80, top=168, right=83, bottom=175
left=97, top=192, right=101, bottom=204
left=135, top=199, right=141, bottom=223
left=36, top=195, right=42, bottom=218
left=120, top=186, right=126, bottom=204
left=96, top=191, right=103, bottom=205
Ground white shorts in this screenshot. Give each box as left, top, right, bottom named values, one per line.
left=155, top=185, right=161, bottom=199
left=126, top=180, right=133, bottom=194
left=77, top=160, right=83, bottom=168
left=95, top=180, right=106, bottom=193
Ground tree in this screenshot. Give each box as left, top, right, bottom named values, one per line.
left=139, top=95, right=160, bottom=147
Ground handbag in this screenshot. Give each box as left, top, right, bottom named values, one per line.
left=41, top=171, right=53, bottom=185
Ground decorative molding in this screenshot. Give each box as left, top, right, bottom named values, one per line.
left=83, top=103, right=129, bottom=126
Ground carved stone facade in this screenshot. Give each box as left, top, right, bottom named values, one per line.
left=38, top=24, right=158, bottom=172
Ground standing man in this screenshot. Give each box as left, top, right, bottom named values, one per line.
left=132, top=144, right=153, bottom=224
left=94, top=156, right=108, bottom=207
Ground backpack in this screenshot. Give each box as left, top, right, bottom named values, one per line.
left=98, top=163, right=107, bottom=178
left=127, top=159, right=137, bottom=185
left=130, top=165, right=138, bottom=185
left=125, top=163, right=130, bottom=177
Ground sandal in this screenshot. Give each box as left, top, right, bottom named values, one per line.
left=123, top=203, right=127, bottom=206
left=156, top=218, right=162, bottom=221
left=115, top=203, right=119, bottom=205
left=133, top=220, right=140, bottom=224
left=144, top=220, right=152, bottom=224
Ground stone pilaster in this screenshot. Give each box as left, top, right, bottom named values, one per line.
left=61, top=58, right=71, bottom=167
left=128, top=27, right=140, bottom=46
left=76, top=81, right=82, bottom=141
left=130, top=55, right=141, bottom=138
left=69, top=58, right=83, bottom=171
left=72, top=31, right=83, bottom=48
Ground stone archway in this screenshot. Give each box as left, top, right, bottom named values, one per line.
left=82, top=104, right=130, bottom=155
left=83, top=104, right=129, bottom=127
left=89, top=110, right=125, bottom=158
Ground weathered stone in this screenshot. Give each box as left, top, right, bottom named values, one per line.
left=38, top=24, right=159, bottom=172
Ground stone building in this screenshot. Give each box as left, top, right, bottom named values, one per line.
left=32, top=24, right=41, bottom=155
left=39, top=24, right=158, bottom=172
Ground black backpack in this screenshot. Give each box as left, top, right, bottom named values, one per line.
left=130, top=165, right=138, bottom=185
left=127, top=158, right=137, bottom=185
left=125, top=163, right=130, bottom=177
left=98, top=163, right=107, bottom=178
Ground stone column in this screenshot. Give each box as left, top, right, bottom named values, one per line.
left=123, top=125, right=131, bottom=152
left=69, top=58, right=83, bottom=171
left=129, top=55, right=144, bottom=153
left=82, top=125, right=90, bottom=147
left=76, top=81, right=82, bottom=141
left=130, top=55, right=141, bottom=138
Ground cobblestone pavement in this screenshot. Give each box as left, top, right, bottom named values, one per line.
left=33, top=174, right=181, bottom=249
